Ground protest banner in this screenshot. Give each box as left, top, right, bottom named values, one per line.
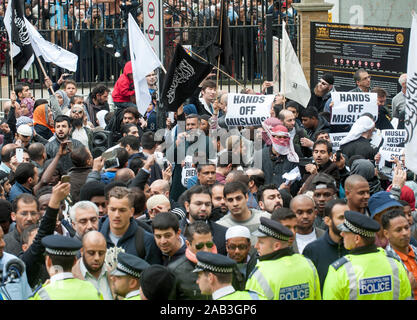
left=380, top=129, right=406, bottom=148
left=330, top=92, right=378, bottom=125
left=225, top=94, right=275, bottom=127
left=378, top=146, right=405, bottom=179
left=329, top=132, right=348, bottom=151
left=181, top=156, right=197, bottom=187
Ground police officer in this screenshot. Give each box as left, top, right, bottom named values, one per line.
left=323, top=210, right=411, bottom=300
left=194, top=251, right=264, bottom=300
left=110, top=252, right=150, bottom=300
left=245, top=217, right=321, bottom=300
left=30, top=235, right=103, bottom=300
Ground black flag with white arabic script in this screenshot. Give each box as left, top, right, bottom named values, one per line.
left=4, top=0, right=34, bottom=72
left=161, top=45, right=213, bottom=112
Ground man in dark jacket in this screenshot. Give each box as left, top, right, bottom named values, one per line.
left=68, top=146, right=93, bottom=203
left=180, top=185, right=227, bottom=255
left=372, top=87, right=394, bottom=130
left=84, top=85, right=110, bottom=127
left=308, top=73, right=334, bottom=113
left=99, top=186, right=161, bottom=265
left=18, top=181, right=71, bottom=289
left=302, top=199, right=350, bottom=290
left=168, top=221, right=212, bottom=300
left=300, top=105, right=330, bottom=145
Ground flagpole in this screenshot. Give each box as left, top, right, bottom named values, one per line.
left=216, top=0, right=224, bottom=90
left=189, top=49, right=245, bottom=88
left=36, top=56, right=55, bottom=95
left=9, top=41, right=15, bottom=93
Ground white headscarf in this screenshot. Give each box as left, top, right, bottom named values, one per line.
left=339, top=116, right=375, bottom=146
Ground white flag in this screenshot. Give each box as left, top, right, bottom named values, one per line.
left=280, top=21, right=311, bottom=108
left=405, top=12, right=417, bottom=174
left=128, top=13, right=162, bottom=115
left=24, top=18, right=78, bottom=72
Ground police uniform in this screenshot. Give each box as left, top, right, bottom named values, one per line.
left=193, top=251, right=265, bottom=300
left=29, top=235, right=103, bottom=300
left=323, top=211, right=412, bottom=300
left=111, top=252, right=150, bottom=300
left=245, top=217, right=321, bottom=300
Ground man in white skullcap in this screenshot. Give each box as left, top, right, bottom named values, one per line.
left=225, top=226, right=258, bottom=290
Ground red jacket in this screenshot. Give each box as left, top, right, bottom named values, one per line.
left=112, top=61, right=135, bottom=103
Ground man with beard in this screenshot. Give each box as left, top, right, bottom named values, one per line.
left=69, top=104, right=93, bottom=151
left=303, top=199, right=350, bottom=290
left=209, top=183, right=228, bottom=222
left=45, top=115, right=84, bottom=173
left=383, top=209, right=417, bottom=299
left=299, top=106, right=330, bottom=148
left=69, top=201, right=100, bottom=241
left=84, top=85, right=110, bottom=127
left=345, top=174, right=371, bottom=215
left=72, top=231, right=114, bottom=299
left=168, top=114, right=213, bottom=201
left=257, top=184, right=283, bottom=214
left=308, top=73, right=335, bottom=113
left=181, top=185, right=228, bottom=255
left=290, top=195, right=325, bottom=254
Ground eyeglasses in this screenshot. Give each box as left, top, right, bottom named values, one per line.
left=227, top=244, right=249, bottom=251
left=195, top=241, right=214, bottom=250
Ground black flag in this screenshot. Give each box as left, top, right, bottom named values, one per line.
left=4, top=0, right=34, bottom=72
left=161, top=45, right=212, bottom=112
left=207, top=0, right=233, bottom=75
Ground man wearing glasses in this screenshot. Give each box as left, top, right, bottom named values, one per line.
left=4, top=194, right=40, bottom=256
left=167, top=221, right=214, bottom=300
left=350, top=68, right=372, bottom=93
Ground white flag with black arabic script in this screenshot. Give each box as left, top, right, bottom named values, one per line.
left=405, top=12, right=417, bottom=174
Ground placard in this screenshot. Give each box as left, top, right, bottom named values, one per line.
left=330, top=92, right=378, bottom=125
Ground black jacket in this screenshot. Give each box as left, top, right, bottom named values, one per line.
left=302, top=230, right=349, bottom=290
left=340, top=136, right=379, bottom=162
left=375, top=106, right=394, bottom=130
left=18, top=206, right=59, bottom=289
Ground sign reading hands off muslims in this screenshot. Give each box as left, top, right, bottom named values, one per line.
left=225, top=94, right=275, bottom=127
left=330, top=92, right=378, bottom=125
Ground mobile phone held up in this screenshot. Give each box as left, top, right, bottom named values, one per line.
left=61, top=175, right=71, bottom=183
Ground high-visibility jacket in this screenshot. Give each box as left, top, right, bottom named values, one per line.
left=217, top=289, right=265, bottom=300
left=323, top=246, right=411, bottom=300
left=245, top=247, right=321, bottom=300
left=124, top=290, right=141, bottom=300
left=29, top=278, right=103, bottom=300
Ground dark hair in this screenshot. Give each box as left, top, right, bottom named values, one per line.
left=381, top=208, right=407, bottom=230
left=33, top=99, right=49, bottom=111
left=184, top=221, right=211, bottom=242
left=1, top=144, right=17, bottom=163
left=141, top=131, right=156, bottom=150
left=104, top=181, right=128, bottom=199
left=70, top=95, right=84, bottom=105
left=185, top=114, right=200, bottom=122
left=223, top=181, right=248, bottom=197
left=120, top=135, right=140, bottom=151
left=35, top=185, right=53, bottom=199
left=123, top=107, right=140, bottom=119
left=186, top=185, right=211, bottom=203
left=48, top=254, right=76, bottom=272
left=79, top=181, right=105, bottom=201
left=15, top=83, right=27, bottom=96
left=324, top=198, right=347, bottom=218
left=91, top=85, right=110, bottom=100
left=21, top=224, right=38, bottom=245
left=105, top=112, right=114, bottom=126
left=28, top=143, right=46, bottom=162
left=196, top=162, right=216, bottom=173
left=15, top=162, right=36, bottom=184
left=121, top=123, right=137, bottom=136
left=271, top=207, right=295, bottom=221
left=248, top=171, right=265, bottom=189
left=398, top=200, right=411, bottom=207
left=54, top=115, right=72, bottom=127
left=286, top=101, right=300, bottom=113
left=114, top=148, right=129, bottom=169
left=12, top=193, right=39, bottom=213
left=314, top=130, right=330, bottom=140
left=313, top=139, right=333, bottom=154
left=273, top=104, right=283, bottom=118
left=107, top=186, right=134, bottom=207
left=152, top=211, right=179, bottom=233
left=257, top=184, right=279, bottom=203
left=319, top=112, right=331, bottom=123
left=226, top=170, right=250, bottom=187
left=201, top=80, right=216, bottom=91
left=71, top=146, right=91, bottom=167
left=300, top=106, right=319, bottom=119
left=371, top=87, right=387, bottom=98
left=130, top=187, right=147, bottom=216
left=129, top=157, right=144, bottom=175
